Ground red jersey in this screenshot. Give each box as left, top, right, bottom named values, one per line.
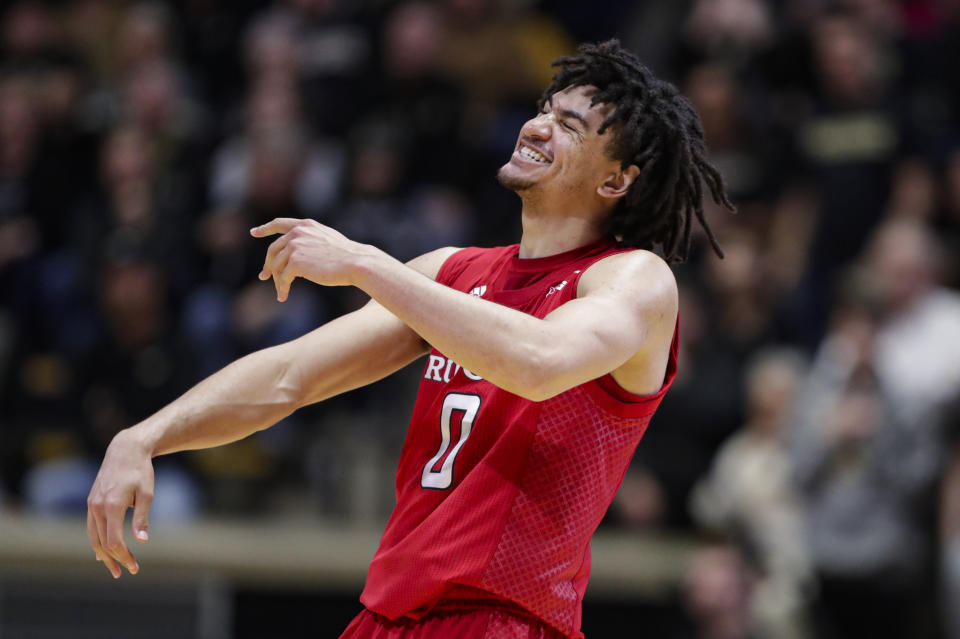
left=360, top=239, right=679, bottom=638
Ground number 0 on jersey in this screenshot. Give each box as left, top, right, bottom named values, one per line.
left=421, top=392, right=481, bottom=490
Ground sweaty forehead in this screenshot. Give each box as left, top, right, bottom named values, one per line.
left=550, top=84, right=615, bottom=130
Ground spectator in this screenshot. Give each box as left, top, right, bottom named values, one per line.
left=683, top=63, right=776, bottom=202
left=865, top=219, right=960, bottom=423
left=788, top=287, right=939, bottom=639
left=791, top=10, right=901, bottom=345
left=691, top=348, right=812, bottom=639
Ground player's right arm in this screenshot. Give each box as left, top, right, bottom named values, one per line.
left=86, top=247, right=458, bottom=579
left=138, top=298, right=428, bottom=457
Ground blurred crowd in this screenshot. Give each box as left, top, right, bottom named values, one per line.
left=1, top=0, right=960, bottom=638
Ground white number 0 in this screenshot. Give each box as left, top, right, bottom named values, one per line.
left=421, top=392, right=481, bottom=490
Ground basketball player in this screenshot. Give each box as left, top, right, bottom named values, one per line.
left=86, top=40, right=732, bottom=638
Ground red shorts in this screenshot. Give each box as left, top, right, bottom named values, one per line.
left=338, top=603, right=569, bottom=639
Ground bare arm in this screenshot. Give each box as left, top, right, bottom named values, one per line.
left=255, top=218, right=678, bottom=400
left=354, top=248, right=676, bottom=399
left=136, top=301, right=422, bottom=456
left=86, top=248, right=453, bottom=578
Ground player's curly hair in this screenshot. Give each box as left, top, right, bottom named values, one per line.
left=540, top=40, right=733, bottom=262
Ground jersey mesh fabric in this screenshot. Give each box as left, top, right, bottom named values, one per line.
left=360, top=240, right=678, bottom=639
left=478, top=385, right=660, bottom=634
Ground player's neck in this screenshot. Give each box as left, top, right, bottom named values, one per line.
left=517, top=201, right=607, bottom=259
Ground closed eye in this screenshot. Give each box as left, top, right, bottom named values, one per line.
left=539, top=104, right=583, bottom=134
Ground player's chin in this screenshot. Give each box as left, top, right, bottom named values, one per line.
left=496, top=165, right=537, bottom=192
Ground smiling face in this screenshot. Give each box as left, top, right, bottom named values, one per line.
left=497, top=85, right=630, bottom=211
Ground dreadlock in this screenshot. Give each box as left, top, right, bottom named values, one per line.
left=539, top=40, right=734, bottom=263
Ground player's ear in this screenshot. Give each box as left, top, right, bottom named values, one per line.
left=597, top=164, right=640, bottom=202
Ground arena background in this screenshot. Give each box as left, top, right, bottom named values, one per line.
left=1, top=0, right=959, bottom=637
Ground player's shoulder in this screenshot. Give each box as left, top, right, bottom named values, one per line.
left=579, top=247, right=677, bottom=299
left=577, top=248, right=678, bottom=326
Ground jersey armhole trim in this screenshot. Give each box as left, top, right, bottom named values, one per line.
left=580, top=377, right=665, bottom=418
left=579, top=320, right=679, bottom=418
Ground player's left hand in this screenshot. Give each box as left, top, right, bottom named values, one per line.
left=251, top=218, right=376, bottom=301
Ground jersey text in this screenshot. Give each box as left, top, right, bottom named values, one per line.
left=424, top=354, right=484, bottom=383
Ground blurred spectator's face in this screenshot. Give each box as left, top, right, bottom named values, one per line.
left=0, top=78, right=33, bottom=135
left=111, top=178, right=152, bottom=228
left=101, top=126, right=152, bottom=187
left=197, top=208, right=248, bottom=255
left=245, top=14, right=300, bottom=81
left=124, top=61, right=179, bottom=132
left=888, top=157, right=937, bottom=220
left=497, top=85, right=622, bottom=207
left=813, top=16, right=879, bottom=102
left=0, top=77, right=37, bottom=174
left=686, top=65, right=738, bottom=146
left=612, top=468, right=665, bottom=529
left=249, top=135, right=302, bottom=210
left=246, top=78, right=301, bottom=138
left=36, top=68, right=82, bottom=127
left=2, top=1, right=53, bottom=57
left=867, top=221, right=934, bottom=311
left=350, top=143, right=402, bottom=196
left=100, top=261, right=166, bottom=349
left=746, top=356, right=802, bottom=433
left=118, top=3, right=170, bottom=72
left=383, top=2, right=443, bottom=80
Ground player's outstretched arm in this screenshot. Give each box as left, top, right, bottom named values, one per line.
left=86, top=248, right=454, bottom=580
left=253, top=218, right=677, bottom=402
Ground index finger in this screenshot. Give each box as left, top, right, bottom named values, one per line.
left=250, top=218, right=301, bottom=238
left=103, top=501, right=139, bottom=575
